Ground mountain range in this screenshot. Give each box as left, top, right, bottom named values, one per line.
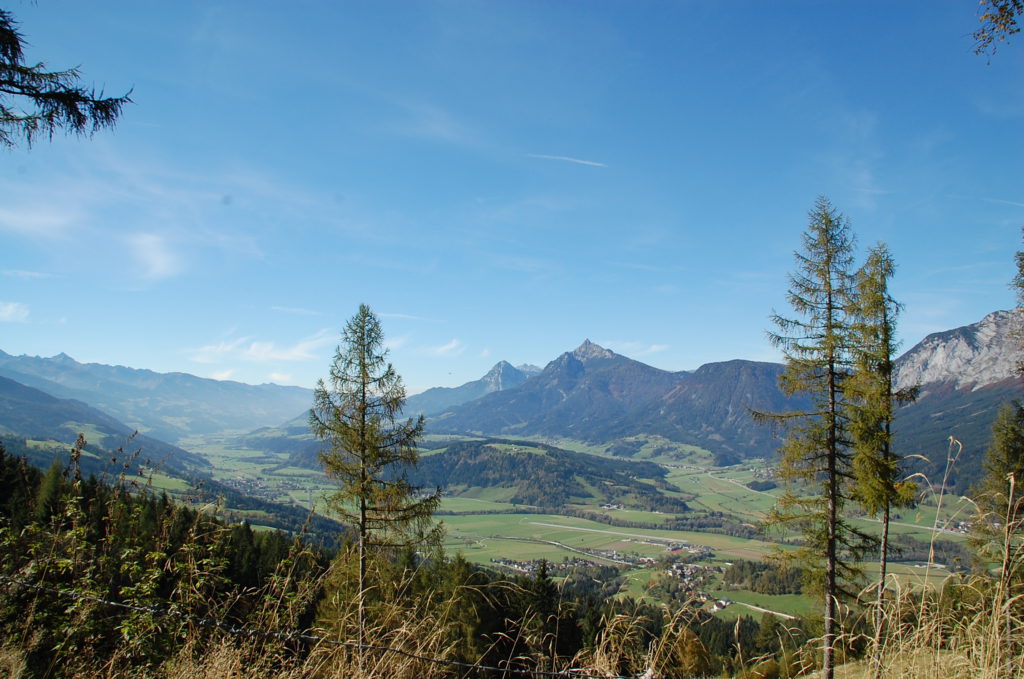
left=419, top=312, right=1021, bottom=488
left=0, top=375, right=209, bottom=476
left=0, top=310, right=1019, bottom=494
left=890, top=310, right=1022, bottom=489
left=0, top=349, right=312, bottom=444
left=425, top=340, right=801, bottom=465
left=404, top=360, right=540, bottom=416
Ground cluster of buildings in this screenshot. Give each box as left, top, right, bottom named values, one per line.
left=220, top=475, right=307, bottom=503
left=488, top=556, right=605, bottom=574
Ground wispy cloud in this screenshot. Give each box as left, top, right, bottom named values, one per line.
left=189, top=329, right=334, bottom=364
left=390, top=100, right=481, bottom=146
left=379, top=312, right=435, bottom=321
left=210, top=369, right=235, bottom=380
left=129, top=233, right=183, bottom=280
left=243, top=329, right=334, bottom=362
left=981, top=196, right=1024, bottom=209
left=271, top=305, right=324, bottom=316
left=526, top=153, right=607, bottom=168
left=346, top=253, right=439, bottom=275
left=490, top=254, right=559, bottom=276
left=610, top=261, right=665, bottom=272
left=2, top=269, right=54, bottom=279
left=0, top=203, right=82, bottom=239
left=385, top=334, right=411, bottom=351
left=0, top=301, right=29, bottom=323
left=268, top=372, right=293, bottom=384
left=429, top=338, right=465, bottom=357
left=189, top=337, right=251, bottom=364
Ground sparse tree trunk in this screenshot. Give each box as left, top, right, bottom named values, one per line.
left=872, top=500, right=890, bottom=679
left=824, top=360, right=838, bottom=679
left=358, top=485, right=367, bottom=674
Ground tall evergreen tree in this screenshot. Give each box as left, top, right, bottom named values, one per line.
left=847, top=243, right=917, bottom=677
left=309, top=303, right=441, bottom=653
left=756, top=197, right=872, bottom=679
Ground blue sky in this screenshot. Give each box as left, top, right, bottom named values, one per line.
left=1, top=1, right=1022, bottom=394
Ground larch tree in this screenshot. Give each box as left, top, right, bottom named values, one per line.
left=846, top=243, right=917, bottom=677
left=1013, top=228, right=1024, bottom=374
left=0, top=10, right=131, bottom=148
left=756, top=197, right=873, bottom=679
left=309, top=303, right=441, bottom=652
left=974, top=0, right=1022, bottom=56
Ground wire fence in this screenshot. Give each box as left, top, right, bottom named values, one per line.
left=0, top=573, right=641, bottom=679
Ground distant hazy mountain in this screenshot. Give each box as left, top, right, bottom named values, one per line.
left=892, top=310, right=1022, bottom=491
left=405, top=361, right=535, bottom=416
left=0, top=350, right=312, bottom=443
left=0, top=375, right=209, bottom=475
left=8, top=311, right=1017, bottom=488
left=428, top=340, right=807, bottom=464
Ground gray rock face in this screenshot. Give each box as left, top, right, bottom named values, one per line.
left=572, top=339, right=615, bottom=362
left=895, top=310, right=1020, bottom=391
left=481, top=361, right=519, bottom=391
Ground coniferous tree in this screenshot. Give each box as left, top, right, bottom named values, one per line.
left=847, top=243, right=917, bottom=678
left=972, top=401, right=1024, bottom=560
left=1013, top=228, right=1023, bottom=374
left=756, top=197, right=873, bottom=679
left=309, top=303, right=441, bottom=652
left=0, top=10, right=131, bottom=147
left=34, top=458, right=65, bottom=523
left=969, top=400, right=1024, bottom=664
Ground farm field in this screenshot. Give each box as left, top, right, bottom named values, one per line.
left=159, top=434, right=971, bottom=620
left=180, top=434, right=335, bottom=508
left=440, top=512, right=778, bottom=565
left=708, top=590, right=817, bottom=620
left=665, top=460, right=970, bottom=543
left=666, top=467, right=780, bottom=518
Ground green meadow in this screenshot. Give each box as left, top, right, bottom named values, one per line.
left=164, top=433, right=970, bottom=620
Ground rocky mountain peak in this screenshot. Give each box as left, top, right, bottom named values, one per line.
left=485, top=360, right=514, bottom=375
left=894, top=310, right=1020, bottom=391
left=572, top=340, right=615, bottom=362
left=516, top=363, right=542, bottom=376
left=482, top=361, right=521, bottom=390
